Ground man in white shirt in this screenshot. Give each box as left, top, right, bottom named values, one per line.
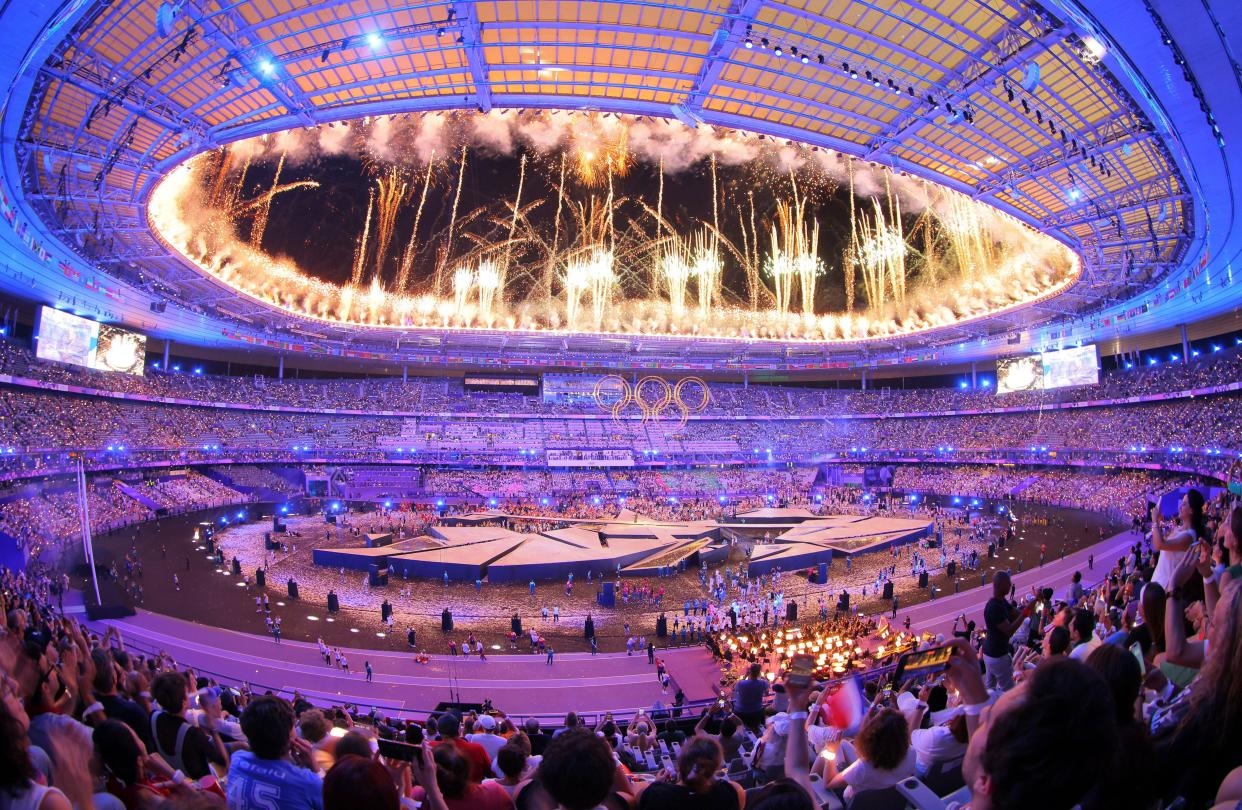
left=1067, top=608, right=1103, bottom=662
left=466, top=714, right=507, bottom=759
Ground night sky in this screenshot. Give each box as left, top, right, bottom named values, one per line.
left=244, top=149, right=919, bottom=312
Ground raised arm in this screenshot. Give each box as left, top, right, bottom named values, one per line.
left=1164, top=552, right=1207, bottom=668
left=782, top=677, right=820, bottom=802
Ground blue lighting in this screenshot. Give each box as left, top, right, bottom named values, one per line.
left=592, top=496, right=601, bottom=504
left=959, top=380, right=969, bottom=389
left=1212, top=345, right=1222, bottom=353
left=1192, top=350, right=1200, bottom=358
left=981, top=378, right=992, bottom=388
left=331, top=501, right=342, bottom=511
left=236, top=510, right=245, bottom=519
left=383, top=500, right=393, bottom=509
left=280, top=505, right=290, bottom=514
left=1124, top=362, right=1134, bottom=369
left=1149, top=357, right=1158, bottom=366
left=952, top=496, right=961, bottom=504
left=366, top=31, right=383, bottom=48
left=814, top=494, right=822, bottom=502
left=489, top=498, right=498, bottom=506
left=1170, top=354, right=1179, bottom=362
left=998, top=506, right=1006, bottom=513
left=258, top=59, right=276, bottom=76
left=435, top=499, right=445, bottom=507
left=107, top=445, right=115, bottom=451
left=718, top=495, right=727, bottom=503
left=540, top=497, right=549, bottom=505
left=618, top=496, right=626, bottom=504
left=669, top=497, right=678, bottom=504
left=193, top=367, right=204, bottom=375
left=172, top=364, right=182, bottom=371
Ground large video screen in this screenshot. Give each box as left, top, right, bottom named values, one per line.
left=93, top=325, right=147, bottom=375
left=997, top=355, right=1044, bottom=394
left=1041, top=344, right=1098, bottom=390
left=35, top=306, right=146, bottom=376
left=35, top=307, right=98, bottom=367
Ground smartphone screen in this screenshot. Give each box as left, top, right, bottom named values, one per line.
left=376, top=738, right=421, bottom=762
left=787, top=653, right=815, bottom=687
left=1129, top=642, right=1146, bottom=676
left=894, top=644, right=955, bottom=682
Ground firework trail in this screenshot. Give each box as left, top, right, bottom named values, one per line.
left=436, top=145, right=468, bottom=296
left=396, top=153, right=435, bottom=294
left=248, top=151, right=285, bottom=250
left=372, top=166, right=410, bottom=282
left=350, top=188, right=374, bottom=288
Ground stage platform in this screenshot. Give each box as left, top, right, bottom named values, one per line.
left=311, top=511, right=930, bottom=582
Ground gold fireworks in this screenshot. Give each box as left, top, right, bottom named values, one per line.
left=149, top=109, right=1080, bottom=344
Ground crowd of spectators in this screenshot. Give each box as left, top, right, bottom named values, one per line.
left=0, top=473, right=252, bottom=563
left=3, top=482, right=1240, bottom=809
left=4, top=335, right=1242, bottom=418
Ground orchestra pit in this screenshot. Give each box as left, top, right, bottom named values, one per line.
left=0, top=0, right=1239, bottom=808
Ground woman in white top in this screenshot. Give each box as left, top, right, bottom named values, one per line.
left=1151, top=489, right=1206, bottom=591
left=0, top=678, right=71, bottom=810
left=819, top=707, right=917, bottom=803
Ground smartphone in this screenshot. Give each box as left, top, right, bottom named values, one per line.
left=787, top=653, right=815, bottom=688
left=1129, top=642, right=1146, bottom=676
left=893, top=644, right=956, bottom=682
left=376, top=738, right=422, bottom=762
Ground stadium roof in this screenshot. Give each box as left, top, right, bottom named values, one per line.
left=0, top=0, right=1236, bottom=372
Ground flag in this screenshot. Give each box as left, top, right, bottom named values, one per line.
left=821, top=675, right=866, bottom=734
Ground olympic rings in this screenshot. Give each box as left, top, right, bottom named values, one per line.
left=591, top=375, right=711, bottom=427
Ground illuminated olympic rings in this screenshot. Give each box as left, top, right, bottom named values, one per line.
left=591, top=375, right=711, bottom=427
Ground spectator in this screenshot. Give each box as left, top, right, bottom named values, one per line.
left=297, top=709, right=336, bottom=772
left=523, top=718, right=551, bottom=756
left=981, top=571, right=1020, bottom=690
left=487, top=740, right=528, bottom=798
left=1083, top=644, right=1157, bottom=809
left=1068, top=608, right=1102, bottom=661
left=1154, top=578, right=1242, bottom=806
left=819, top=707, right=916, bottom=802
left=149, top=672, right=228, bottom=781
left=93, top=719, right=172, bottom=809
left=956, top=648, right=1118, bottom=810
left=226, top=695, right=323, bottom=810
left=431, top=744, right=513, bottom=810
left=91, top=649, right=153, bottom=751
left=732, top=664, right=769, bottom=729
left=637, top=735, right=744, bottom=809
left=433, top=713, right=492, bottom=782
left=1150, top=489, right=1204, bottom=591
left=323, top=755, right=398, bottom=810
left=529, top=729, right=618, bottom=810
left=0, top=685, right=71, bottom=810
left=466, top=714, right=506, bottom=759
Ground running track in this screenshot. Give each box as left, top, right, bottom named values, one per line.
left=82, top=530, right=1140, bottom=719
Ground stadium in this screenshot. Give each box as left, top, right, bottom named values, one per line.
left=0, top=0, right=1239, bottom=808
